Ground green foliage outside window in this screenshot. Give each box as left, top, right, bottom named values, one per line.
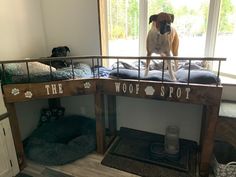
left=108, top=0, right=235, bottom=39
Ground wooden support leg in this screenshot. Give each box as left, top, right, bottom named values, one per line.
left=107, top=95, right=117, bottom=136
left=5, top=102, right=25, bottom=170
left=95, top=91, right=105, bottom=154
left=48, top=98, right=61, bottom=108
left=199, top=105, right=220, bottom=177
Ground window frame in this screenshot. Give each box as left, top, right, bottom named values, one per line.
left=98, top=0, right=222, bottom=67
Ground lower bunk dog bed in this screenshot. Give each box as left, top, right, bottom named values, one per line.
left=0, top=56, right=225, bottom=177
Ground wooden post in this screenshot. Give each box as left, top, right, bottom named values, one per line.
left=4, top=102, right=25, bottom=170
left=199, top=104, right=220, bottom=177
left=95, top=89, right=105, bottom=154
left=48, top=98, right=61, bottom=108
left=107, top=95, right=117, bottom=136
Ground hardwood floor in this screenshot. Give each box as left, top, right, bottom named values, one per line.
left=22, top=153, right=215, bottom=177
left=22, top=153, right=139, bottom=177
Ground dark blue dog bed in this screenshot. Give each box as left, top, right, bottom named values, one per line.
left=24, top=115, right=96, bottom=165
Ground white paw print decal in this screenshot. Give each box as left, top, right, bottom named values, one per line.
left=11, top=88, right=20, bottom=96
left=84, top=82, right=91, bottom=89
left=25, top=91, right=33, bottom=98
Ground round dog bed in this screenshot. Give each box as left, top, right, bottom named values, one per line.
left=24, top=115, right=96, bottom=165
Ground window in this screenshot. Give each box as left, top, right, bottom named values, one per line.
left=98, top=0, right=236, bottom=83
left=213, top=0, right=236, bottom=83
left=107, top=0, right=139, bottom=56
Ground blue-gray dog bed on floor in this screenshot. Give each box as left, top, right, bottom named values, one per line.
left=24, top=115, right=96, bottom=165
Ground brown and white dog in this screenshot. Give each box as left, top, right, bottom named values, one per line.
left=145, top=12, right=179, bottom=81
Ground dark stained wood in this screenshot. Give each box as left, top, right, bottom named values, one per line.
left=4, top=102, right=25, bottom=170
left=199, top=104, right=221, bottom=177
left=48, top=98, right=61, bottom=108
left=107, top=95, right=117, bottom=136
left=0, top=56, right=226, bottom=64
left=0, top=112, right=9, bottom=121
left=95, top=82, right=105, bottom=154
left=200, top=105, right=207, bottom=150
left=101, top=79, right=222, bottom=105
left=3, top=79, right=97, bottom=103
left=215, top=117, right=236, bottom=148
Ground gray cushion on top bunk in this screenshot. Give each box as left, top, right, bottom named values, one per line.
left=1, top=63, right=92, bottom=84
left=176, top=69, right=220, bottom=84
left=1, top=62, right=56, bottom=75
left=109, top=68, right=173, bottom=82
left=24, top=115, right=96, bottom=166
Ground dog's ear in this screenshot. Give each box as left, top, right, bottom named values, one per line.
left=52, top=48, right=57, bottom=53
left=64, top=46, right=70, bottom=52
left=168, top=14, right=174, bottom=23
left=149, top=14, right=158, bottom=24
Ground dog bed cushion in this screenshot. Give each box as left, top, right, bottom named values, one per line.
left=109, top=67, right=220, bottom=84
left=109, top=68, right=173, bottom=82
left=1, top=63, right=92, bottom=84
left=24, top=115, right=96, bottom=165
left=176, top=69, right=220, bottom=84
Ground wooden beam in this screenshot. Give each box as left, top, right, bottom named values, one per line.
left=0, top=112, right=9, bottom=121
left=95, top=85, right=105, bottom=154
left=48, top=98, right=61, bottom=108
left=199, top=104, right=220, bottom=176
left=101, top=79, right=222, bottom=105
left=4, top=102, right=25, bottom=170
left=107, top=95, right=117, bottom=136
left=3, top=79, right=97, bottom=103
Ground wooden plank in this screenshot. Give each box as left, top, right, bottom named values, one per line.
left=48, top=98, right=61, bottom=108
left=0, top=113, right=9, bottom=121
left=199, top=104, right=220, bottom=177
left=95, top=83, right=105, bottom=154
left=107, top=95, right=117, bottom=136
left=101, top=79, right=222, bottom=105
left=215, top=117, right=236, bottom=148
left=3, top=79, right=97, bottom=103
left=4, top=102, right=25, bottom=170
left=199, top=105, right=207, bottom=150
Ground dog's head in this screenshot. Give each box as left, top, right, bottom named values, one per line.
left=149, top=12, right=174, bottom=35
left=51, top=46, right=70, bottom=57
left=48, top=46, right=71, bottom=68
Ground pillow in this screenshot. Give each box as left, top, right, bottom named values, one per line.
left=109, top=68, right=173, bottom=82
left=176, top=69, right=220, bottom=84
left=2, top=62, right=56, bottom=75
left=24, top=115, right=96, bottom=165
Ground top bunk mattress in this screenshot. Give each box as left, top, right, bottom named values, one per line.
left=109, top=61, right=221, bottom=85
left=0, top=62, right=93, bottom=84
left=0, top=56, right=223, bottom=85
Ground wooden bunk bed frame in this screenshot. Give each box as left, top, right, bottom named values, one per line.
left=1, top=56, right=226, bottom=177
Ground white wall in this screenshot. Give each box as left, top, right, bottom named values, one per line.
left=0, top=0, right=48, bottom=139
left=61, top=95, right=95, bottom=119
left=116, top=97, right=202, bottom=142
left=15, top=100, right=48, bottom=140
left=0, top=0, right=47, bottom=59
left=40, top=0, right=100, bottom=56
